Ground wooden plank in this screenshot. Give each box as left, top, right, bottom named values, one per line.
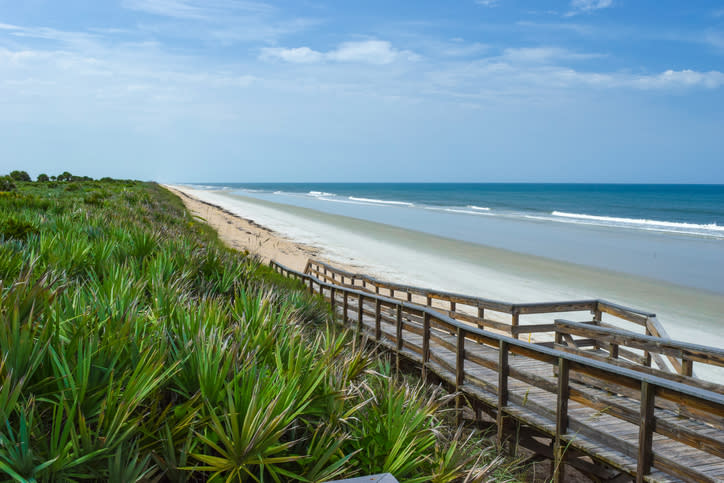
left=598, top=300, right=653, bottom=326
left=375, top=298, right=382, bottom=341
left=515, top=301, right=597, bottom=315
left=275, top=259, right=724, bottom=483
left=556, top=320, right=724, bottom=368
left=497, top=340, right=509, bottom=448
left=396, top=305, right=403, bottom=351
left=554, top=357, right=570, bottom=483
left=636, top=381, right=655, bottom=483
left=422, top=312, right=431, bottom=383
left=553, top=343, right=724, bottom=394
left=343, top=291, right=349, bottom=324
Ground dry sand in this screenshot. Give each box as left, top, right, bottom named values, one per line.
left=166, top=185, right=346, bottom=273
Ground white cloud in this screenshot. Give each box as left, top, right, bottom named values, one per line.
left=501, top=46, right=601, bottom=63
left=122, top=0, right=273, bottom=21
left=260, top=46, right=323, bottom=63
left=567, top=0, right=613, bottom=16
left=475, top=0, right=499, bottom=6
left=122, top=0, right=315, bottom=46
left=261, top=40, right=418, bottom=65
left=327, top=40, right=407, bottom=64
left=631, top=69, right=724, bottom=89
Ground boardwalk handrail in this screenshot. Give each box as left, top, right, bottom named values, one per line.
left=306, top=259, right=657, bottom=325
left=305, top=259, right=695, bottom=374
left=555, top=319, right=724, bottom=370
left=273, top=259, right=724, bottom=483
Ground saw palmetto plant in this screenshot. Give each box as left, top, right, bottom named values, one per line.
left=0, top=179, right=520, bottom=482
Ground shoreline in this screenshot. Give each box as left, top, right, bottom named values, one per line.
left=167, top=184, right=724, bottom=381
left=166, top=185, right=360, bottom=274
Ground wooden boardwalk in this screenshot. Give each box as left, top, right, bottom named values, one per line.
left=271, top=261, right=724, bottom=483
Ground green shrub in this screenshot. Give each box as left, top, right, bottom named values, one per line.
left=0, top=176, right=15, bottom=192
left=0, top=217, right=38, bottom=241
left=83, top=190, right=107, bottom=205
left=36, top=173, right=49, bottom=182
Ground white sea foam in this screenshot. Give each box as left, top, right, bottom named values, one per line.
left=308, top=191, right=336, bottom=197
left=468, top=205, right=490, bottom=211
left=551, top=211, right=724, bottom=234
left=348, top=196, right=414, bottom=207
left=443, top=208, right=493, bottom=216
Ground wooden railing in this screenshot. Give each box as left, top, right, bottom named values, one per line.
left=272, top=260, right=724, bottom=483
left=555, top=320, right=724, bottom=387
left=305, top=259, right=689, bottom=375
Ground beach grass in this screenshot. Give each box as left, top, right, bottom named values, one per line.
left=0, top=177, right=522, bottom=482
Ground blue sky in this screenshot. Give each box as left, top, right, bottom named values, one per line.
left=0, top=0, right=723, bottom=182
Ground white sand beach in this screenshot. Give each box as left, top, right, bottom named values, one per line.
left=168, top=185, right=724, bottom=382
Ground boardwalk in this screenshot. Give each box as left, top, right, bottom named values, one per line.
left=271, top=260, right=724, bottom=483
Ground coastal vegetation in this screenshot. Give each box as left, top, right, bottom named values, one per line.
left=0, top=175, right=520, bottom=482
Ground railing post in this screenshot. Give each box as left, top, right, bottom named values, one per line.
left=456, top=327, right=465, bottom=426
left=553, top=357, right=570, bottom=483
left=593, top=304, right=602, bottom=350
left=375, top=299, right=382, bottom=341
left=343, top=291, right=348, bottom=324
left=450, top=300, right=456, bottom=313
left=610, top=343, right=619, bottom=359
left=407, top=292, right=411, bottom=302
left=643, top=327, right=652, bottom=367
left=357, top=294, right=364, bottom=335
left=477, top=306, right=485, bottom=330
left=497, top=340, right=509, bottom=448
left=422, top=312, right=431, bottom=383
left=682, top=358, right=693, bottom=377
left=396, top=304, right=403, bottom=373
left=426, top=295, right=432, bottom=307
left=636, top=381, right=655, bottom=483
left=511, top=309, right=520, bottom=339
left=375, top=285, right=379, bottom=295
left=330, top=286, right=336, bottom=318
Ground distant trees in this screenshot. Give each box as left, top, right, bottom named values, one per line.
left=57, top=171, right=73, bottom=182
left=1, top=170, right=101, bottom=186
left=9, top=170, right=31, bottom=182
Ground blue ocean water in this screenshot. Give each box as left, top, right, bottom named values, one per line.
left=200, top=183, right=724, bottom=238
left=187, top=182, right=724, bottom=295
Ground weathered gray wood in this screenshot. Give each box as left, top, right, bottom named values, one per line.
left=637, top=381, right=655, bottom=482
left=497, top=340, right=509, bottom=448
left=422, top=312, right=431, bottom=382
left=343, top=291, right=348, bottom=323
left=375, top=298, right=382, bottom=341
left=270, top=260, right=724, bottom=483
left=456, top=327, right=465, bottom=425
left=553, top=357, right=570, bottom=483
left=556, top=320, right=724, bottom=368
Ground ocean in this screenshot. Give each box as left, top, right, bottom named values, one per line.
left=208, top=183, right=724, bottom=237
left=192, top=183, right=724, bottom=294
left=179, top=183, right=724, bottom=380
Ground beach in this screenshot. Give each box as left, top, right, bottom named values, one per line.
left=168, top=184, right=724, bottom=381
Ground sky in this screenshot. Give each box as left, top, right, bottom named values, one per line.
left=0, top=0, right=723, bottom=183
